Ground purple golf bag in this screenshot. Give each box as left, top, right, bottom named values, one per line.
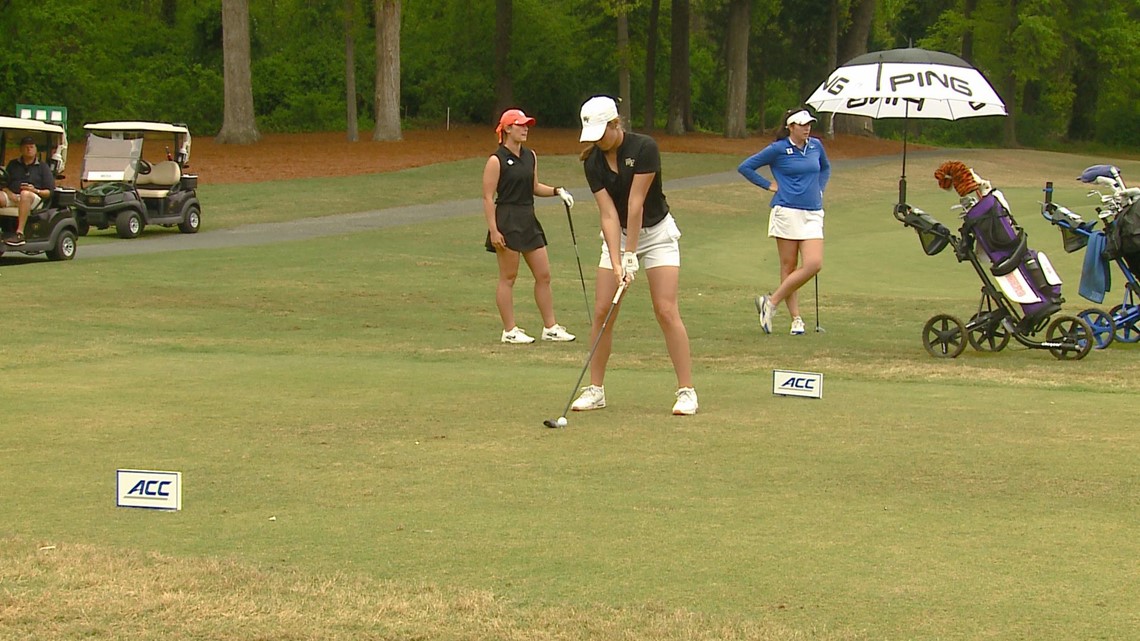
left=960, top=192, right=1063, bottom=329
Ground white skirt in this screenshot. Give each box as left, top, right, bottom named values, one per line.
left=768, top=205, right=824, bottom=240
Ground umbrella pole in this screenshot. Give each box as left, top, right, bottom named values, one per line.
left=899, top=111, right=909, bottom=205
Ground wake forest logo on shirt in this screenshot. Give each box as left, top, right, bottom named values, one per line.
left=625, top=157, right=635, bottom=168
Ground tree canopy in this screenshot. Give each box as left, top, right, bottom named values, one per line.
left=2, top=0, right=1137, bottom=148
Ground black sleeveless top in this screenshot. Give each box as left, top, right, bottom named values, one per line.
left=493, top=145, right=535, bottom=207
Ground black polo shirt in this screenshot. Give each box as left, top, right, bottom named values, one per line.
left=493, top=144, right=535, bottom=207
left=583, top=131, right=669, bottom=229
left=5, top=157, right=55, bottom=193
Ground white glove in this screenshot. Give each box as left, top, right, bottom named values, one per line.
left=555, top=187, right=574, bottom=209
left=621, top=251, right=639, bottom=281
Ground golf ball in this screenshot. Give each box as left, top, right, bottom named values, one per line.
left=556, top=417, right=568, bottom=428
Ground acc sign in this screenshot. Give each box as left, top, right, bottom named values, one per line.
left=772, top=369, right=823, bottom=399
left=116, top=469, right=182, bottom=511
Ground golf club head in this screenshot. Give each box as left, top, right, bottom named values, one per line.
left=815, top=325, right=826, bottom=333
left=543, top=419, right=559, bottom=429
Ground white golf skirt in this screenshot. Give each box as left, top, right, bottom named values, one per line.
left=768, top=205, right=824, bottom=240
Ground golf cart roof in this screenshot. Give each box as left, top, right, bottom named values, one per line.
left=85, top=121, right=190, bottom=135
left=0, top=115, right=66, bottom=136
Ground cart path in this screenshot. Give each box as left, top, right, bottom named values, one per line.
left=78, top=151, right=943, bottom=259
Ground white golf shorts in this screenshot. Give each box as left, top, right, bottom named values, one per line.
left=598, top=213, right=682, bottom=270
left=768, top=205, right=824, bottom=240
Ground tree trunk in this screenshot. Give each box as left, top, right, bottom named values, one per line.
left=373, top=0, right=402, bottom=142
left=643, top=0, right=660, bottom=129
left=833, top=0, right=876, bottom=136
left=617, top=10, right=632, bottom=125
left=666, top=0, right=690, bottom=135
left=345, top=0, right=358, bottom=142
left=1001, top=0, right=1018, bottom=146
left=723, top=0, right=749, bottom=139
left=216, top=0, right=260, bottom=144
left=493, top=0, right=513, bottom=116
left=824, top=0, right=838, bottom=138
left=961, top=0, right=977, bottom=63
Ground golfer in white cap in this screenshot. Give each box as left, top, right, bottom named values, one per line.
left=737, top=107, right=831, bottom=335
left=569, top=96, right=697, bottom=416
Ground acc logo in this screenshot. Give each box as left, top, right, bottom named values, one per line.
left=772, top=369, right=823, bottom=399
left=780, top=376, right=816, bottom=390
left=127, top=480, right=172, bottom=497
left=117, top=469, right=182, bottom=511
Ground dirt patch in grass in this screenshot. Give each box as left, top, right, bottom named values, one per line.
left=62, top=126, right=912, bottom=187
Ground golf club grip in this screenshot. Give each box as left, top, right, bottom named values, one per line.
left=563, top=203, right=578, bottom=238
left=611, top=282, right=627, bottom=305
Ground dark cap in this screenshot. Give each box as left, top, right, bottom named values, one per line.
left=19, top=135, right=36, bottom=145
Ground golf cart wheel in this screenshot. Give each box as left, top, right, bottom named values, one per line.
left=966, top=311, right=1010, bottom=352
left=1108, top=304, right=1140, bottom=343
left=116, top=211, right=144, bottom=239
left=922, top=314, right=966, bottom=358
left=45, top=229, right=77, bottom=261
left=1078, top=308, right=1114, bottom=349
left=178, top=204, right=201, bottom=234
left=1046, top=314, right=1094, bottom=360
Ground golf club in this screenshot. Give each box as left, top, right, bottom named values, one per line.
left=814, top=275, right=825, bottom=333
left=543, top=281, right=627, bottom=429
left=564, top=202, right=592, bottom=325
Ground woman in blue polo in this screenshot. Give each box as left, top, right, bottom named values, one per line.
left=738, top=108, right=831, bottom=336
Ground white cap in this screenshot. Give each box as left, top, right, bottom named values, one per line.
left=579, top=96, right=620, bottom=142
left=786, top=110, right=817, bottom=126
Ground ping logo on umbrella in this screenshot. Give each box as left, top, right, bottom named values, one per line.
left=888, top=71, right=975, bottom=97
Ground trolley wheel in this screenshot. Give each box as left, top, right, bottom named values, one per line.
left=1108, top=304, right=1140, bottom=343
left=1046, top=314, right=1094, bottom=360
left=922, top=314, right=967, bottom=358
left=1078, top=308, right=1114, bottom=349
left=967, top=311, right=1011, bottom=352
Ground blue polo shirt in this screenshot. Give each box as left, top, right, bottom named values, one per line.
left=737, top=136, right=830, bottom=210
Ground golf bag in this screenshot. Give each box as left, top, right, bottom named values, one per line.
left=1103, top=198, right=1140, bottom=275
left=960, top=192, right=1063, bottom=329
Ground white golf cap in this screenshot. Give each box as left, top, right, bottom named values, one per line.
left=579, top=96, right=619, bottom=142
left=786, top=110, right=817, bottom=126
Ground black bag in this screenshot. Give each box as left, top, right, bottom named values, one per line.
left=1103, top=200, right=1140, bottom=271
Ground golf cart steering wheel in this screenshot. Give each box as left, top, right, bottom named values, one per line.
left=134, top=158, right=153, bottom=175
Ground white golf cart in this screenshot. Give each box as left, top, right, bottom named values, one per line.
left=75, top=121, right=200, bottom=238
left=0, top=115, right=79, bottom=261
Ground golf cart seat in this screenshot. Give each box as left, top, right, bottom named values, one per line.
left=135, top=160, right=182, bottom=199
left=0, top=206, right=15, bottom=218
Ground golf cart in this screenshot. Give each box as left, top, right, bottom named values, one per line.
left=0, top=115, right=79, bottom=261
left=75, top=121, right=200, bottom=238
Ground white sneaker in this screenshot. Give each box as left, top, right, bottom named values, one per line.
left=790, top=316, right=806, bottom=335
left=755, top=294, right=775, bottom=334
left=541, top=324, right=576, bottom=342
left=571, top=385, right=606, bottom=411
left=501, top=326, right=535, bottom=344
left=672, top=387, right=698, bottom=415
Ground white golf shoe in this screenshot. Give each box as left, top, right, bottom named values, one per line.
left=501, top=326, right=535, bottom=344
left=755, top=294, right=775, bottom=334
left=541, top=324, right=576, bottom=342
left=790, top=316, right=806, bottom=335
left=672, top=387, right=698, bottom=415
left=571, top=385, right=606, bottom=411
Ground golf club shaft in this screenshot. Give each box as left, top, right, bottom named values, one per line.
left=564, top=203, right=591, bottom=325
left=558, top=281, right=626, bottom=419
left=814, top=275, right=821, bottom=330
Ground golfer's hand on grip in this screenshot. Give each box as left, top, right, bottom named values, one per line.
left=621, top=251, right=639, bottom=283
left=555, top=187, right=574, bottom=209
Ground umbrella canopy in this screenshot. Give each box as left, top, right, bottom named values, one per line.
left=806, top=47, right=1006, bottom=120
left=805, top=47, right=1006, bottom=205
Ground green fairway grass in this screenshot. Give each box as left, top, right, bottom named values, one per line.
left=2, top=149, right=1138, bottom=640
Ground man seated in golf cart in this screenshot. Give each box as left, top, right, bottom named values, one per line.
left=1, top=135, right=56, bottom=246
